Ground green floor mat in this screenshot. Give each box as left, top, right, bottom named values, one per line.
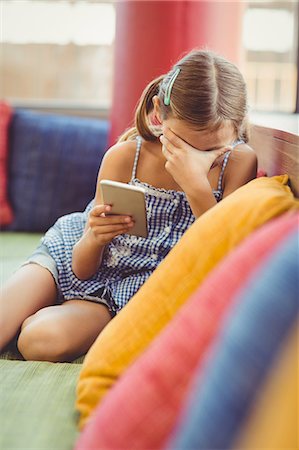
left=0, top=360, right=81, bottom=450
left=0, top=232, right=43, bottom=283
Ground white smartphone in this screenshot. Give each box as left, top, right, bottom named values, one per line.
left=99, top=179, right=148, bottom=238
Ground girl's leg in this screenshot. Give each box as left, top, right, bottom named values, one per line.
left=0, top=264, right=57, bottom=351
left=17, top=299, right=112, bottom=362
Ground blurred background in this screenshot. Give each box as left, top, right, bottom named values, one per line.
left=1, top=0, right=298, bottom=140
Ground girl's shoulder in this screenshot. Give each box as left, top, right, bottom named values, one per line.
left=222, top=143, right=258, bottom=196
left=99, top=139, right=139, bottom=183
left=229, top=142, right=257, bottom=165
left=104, top=139, right=138, bottom=163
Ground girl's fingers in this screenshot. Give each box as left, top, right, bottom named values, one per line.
left=161, top=144, right=171, bottom=159
left=163, top=128, right=183, bottom=147
left=91, top=207, right=132, bottom=224
left=161, top=129, right=194, bottom=154
left=160, top=136, right=173, bottom=154
left=160, top=136, right=179, bottom=156
left=93, top=223, right=134, bottom=235
left=93, top=215, right=133, bottom=225
left=91, top=204, right=111, bottom=216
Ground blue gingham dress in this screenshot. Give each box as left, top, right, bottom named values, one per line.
left=41, top=136, right=241, bottom=314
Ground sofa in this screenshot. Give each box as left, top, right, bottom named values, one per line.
left=0, top=107, right=109, bottom=450
left=0, top=107, right=298, bottom=450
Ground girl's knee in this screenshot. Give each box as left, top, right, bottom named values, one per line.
left=17, top=321, right=71, bottom=362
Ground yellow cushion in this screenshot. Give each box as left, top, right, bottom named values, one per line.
left=76, top=175, right=299, bottom=429
left=233, top=323, right=298, bottom=449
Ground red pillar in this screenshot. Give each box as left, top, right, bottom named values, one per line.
left=186, top=1, right=245, bottom=65
left=109, top=1, right=245, bottom=146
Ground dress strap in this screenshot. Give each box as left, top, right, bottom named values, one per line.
left=131, top=136, right=142, bottom=181
left=232, top=138, right=245, bottom=148
left=216, top=138, right=244, bottom=191
left=217, top=151, right=231, bottom=191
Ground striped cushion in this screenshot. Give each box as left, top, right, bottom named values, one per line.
left=167, top=228, right=299, bottom=450
left=74, top=213, right=298, bottom=450
left=233, top=322, right=298, bottom=449
left=76, top=175, right=299, bottom=429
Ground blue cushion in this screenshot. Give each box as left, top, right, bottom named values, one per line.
left=167, top=229, right=299, bottom=450
left=5, top=109, right=109, bottom=231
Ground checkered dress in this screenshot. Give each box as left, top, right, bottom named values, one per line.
left=42, top=136, right=242, bottom=313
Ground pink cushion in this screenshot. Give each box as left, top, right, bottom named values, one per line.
left=0, top=101, right=13, bottom=226
left=257, top=169, right=267, bottom=177
left=75, top=212, right=298, bottom=450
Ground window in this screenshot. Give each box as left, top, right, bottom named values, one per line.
left=0, top=0, right=115, bottom=110
left=243, top=1, right=298, bottom=113
left=1, top=0, right=298, bottom=114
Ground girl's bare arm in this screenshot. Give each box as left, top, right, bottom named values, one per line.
left=186, top=146, right=257, bottom=217
left=222, top=145, right=258, bottom=198
left=72, top=141, right=136, bottom=280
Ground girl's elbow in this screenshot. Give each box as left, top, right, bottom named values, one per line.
left=71, top=256, right=102, bottom=281
left=71, top=252, right=94, bottom=281
left=71, top=262, right=90, bottom=281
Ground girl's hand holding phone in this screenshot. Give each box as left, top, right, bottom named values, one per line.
left=88, top=204, right=134, bottom=246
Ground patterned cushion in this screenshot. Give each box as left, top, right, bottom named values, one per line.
left=74, top=212, right=298, bottom=449
left=76, top=175, right=299, bottom=429
left=233, top=323, right=298, bottom=449
left=167, top=228, right=299, bottom=450
left=0, top=101, right=14, bottom=226
left=5, top=109, right=109, bottom=231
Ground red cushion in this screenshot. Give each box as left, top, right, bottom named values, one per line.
left=0, top=101, right=13, bottom=225
left=257, top=169, right=267, bottom=177
left=75, top=212, right=298, bottom=450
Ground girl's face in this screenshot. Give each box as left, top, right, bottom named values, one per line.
left=152, top=95, right=237, bottom=151
left=161, top=117, right=236, bottom=152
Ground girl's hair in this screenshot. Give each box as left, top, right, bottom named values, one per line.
left=118, top=49, right=249, bottom=143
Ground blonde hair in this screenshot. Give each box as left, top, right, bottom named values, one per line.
left=118, top=49, right=249, bottom=143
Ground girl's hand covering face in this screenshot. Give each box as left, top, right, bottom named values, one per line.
left=160, top=128, right=232, bottom=191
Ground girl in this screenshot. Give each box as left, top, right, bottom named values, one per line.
left=0, top=49, right=257, bottom=362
